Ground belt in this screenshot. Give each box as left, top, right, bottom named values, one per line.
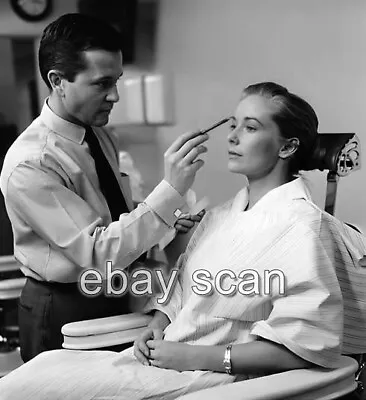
left=26, top=276, right=80, bottom=292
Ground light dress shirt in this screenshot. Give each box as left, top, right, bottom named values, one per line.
left=0, top=177, right=365, bottom=400
left=0, top=100, right=188, bottom=283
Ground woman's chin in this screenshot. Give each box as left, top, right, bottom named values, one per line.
left=228, top=162, right=244, bottom=174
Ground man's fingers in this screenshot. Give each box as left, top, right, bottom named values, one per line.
left=176, top=225, right=190, bottom=233
left=176, top=219, right=195, bottom=228
left=190, top=158, right=205, bottom=173
left=186, top=214, right=203, bottom=222
left=176, top=140, right=208, bottom=164
left=165, top=131, right=208, bottom=155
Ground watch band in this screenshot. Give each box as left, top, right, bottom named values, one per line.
left=223, top=344, right=232, bottom=374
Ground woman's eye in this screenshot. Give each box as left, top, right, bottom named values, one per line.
left=246, top=126, right=257, bottom=132
left=229, top=124, right=237, bottom=131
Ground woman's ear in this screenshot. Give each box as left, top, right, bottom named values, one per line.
left=47, top=70, right=66, bottom=97
left=279, top=137, right=300, bottom=160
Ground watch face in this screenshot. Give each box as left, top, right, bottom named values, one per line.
left=11, top=0, right=52, bottom=21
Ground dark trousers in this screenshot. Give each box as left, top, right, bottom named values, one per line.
left=18, top=277, right=131, bottom=362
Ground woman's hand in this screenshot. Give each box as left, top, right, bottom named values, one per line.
left=174, top=210, right=205, bottom=233
left=146, top=340, right=196, bottom=371
left=133, top=327, right=165, bottom=366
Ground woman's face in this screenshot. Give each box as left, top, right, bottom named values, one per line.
left=228, top=94, right=285, bottom=179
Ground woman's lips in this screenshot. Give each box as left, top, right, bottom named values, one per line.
left=228, top=150, right=241, bottom=157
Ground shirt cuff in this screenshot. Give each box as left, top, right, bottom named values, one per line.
left=144, top=180, right=189, bottom=227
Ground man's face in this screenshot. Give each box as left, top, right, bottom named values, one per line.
left=60, top=49, right=123, bottom=127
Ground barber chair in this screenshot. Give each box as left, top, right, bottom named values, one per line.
left=0, top=256, right=25, bottom=378
left=61, top=133, right=365, bottom=399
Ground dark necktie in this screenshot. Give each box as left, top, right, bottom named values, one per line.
left=84, top=127, right=129, bottom=221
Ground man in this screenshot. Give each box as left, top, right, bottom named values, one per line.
left=0, top=13, right=208, bottom=362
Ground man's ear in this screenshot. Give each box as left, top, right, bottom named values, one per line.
left=47, top=70, right=66, bottom=96
left=279, top=137, right=300, bottom=159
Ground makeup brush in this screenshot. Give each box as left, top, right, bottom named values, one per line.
left=200, top=117, right=231, bottom=134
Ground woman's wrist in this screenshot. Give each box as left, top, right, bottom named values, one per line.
left=148, top=310, right=171, bottom=331
left=190, top=345, right=226, bottom=372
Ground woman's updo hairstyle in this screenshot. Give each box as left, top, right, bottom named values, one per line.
left=241, top=82, right=319, bottom=177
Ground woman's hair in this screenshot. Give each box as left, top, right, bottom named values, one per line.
left=38, top=13, right=123, bottom=90
left=241, top=82, right=319, bottom=177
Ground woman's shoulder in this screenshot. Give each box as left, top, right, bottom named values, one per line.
left=267, top=197, right=324, bottom=237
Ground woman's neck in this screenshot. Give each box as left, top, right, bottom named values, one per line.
left=247, top=173, right=291, bottom=210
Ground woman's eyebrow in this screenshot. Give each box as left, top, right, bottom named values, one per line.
left=244, top=117, right=263, bottom=126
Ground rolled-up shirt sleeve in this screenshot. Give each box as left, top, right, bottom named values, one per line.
left=5, top=161, right=188, bottom=280
left=250, top=220, right=344, bottom=369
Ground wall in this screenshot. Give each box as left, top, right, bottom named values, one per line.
left=0, top=0, right=77, bottom=37
left=0, top=0, right=162, bottom=196
left=0, top=38, right=17, bottom=125
left=0, top=0, right=364, bottom=230
left=153, top=0, right=366, bottom=231
left=0, top=0, right=77, bottom=129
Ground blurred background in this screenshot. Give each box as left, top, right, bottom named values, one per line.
left=0, top=0, right=365, bottom=256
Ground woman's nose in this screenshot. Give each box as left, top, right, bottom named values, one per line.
left=227, top=128, right=239, bottom=145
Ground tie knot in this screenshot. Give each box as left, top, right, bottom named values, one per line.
left=84, top=127, right=100, bottom=155
left=84, top=126, right=95, bottom=142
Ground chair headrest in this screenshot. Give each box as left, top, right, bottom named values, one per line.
left=307, top=133, right=361, bottom=177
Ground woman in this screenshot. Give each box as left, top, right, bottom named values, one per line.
left=0, top=82, right=361, bottom=399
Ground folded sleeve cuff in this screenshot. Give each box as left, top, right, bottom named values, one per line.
left=143, top=285, right=182, bottom=323
left=144, top=180, right=189, bottom=227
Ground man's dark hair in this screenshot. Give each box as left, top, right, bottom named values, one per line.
left=39, top=13, right=123, bottom=89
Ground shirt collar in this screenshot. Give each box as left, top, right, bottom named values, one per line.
left=40, top=98, right=86, bottom=144
left=232, top=177, right=312, bottom=213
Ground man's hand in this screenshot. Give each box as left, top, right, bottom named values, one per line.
left=164, top=131, right=209, bottom=196
left=146, top=340, right=197, bottom=371
left=133, top=327, right=165, bottom=366
left=174, top=210, right=205, bottom=233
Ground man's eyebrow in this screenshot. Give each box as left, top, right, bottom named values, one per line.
left=92, top=73, right=123, bottom=82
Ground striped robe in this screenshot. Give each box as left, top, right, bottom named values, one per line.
left=0, top=178, right=365, bottom=400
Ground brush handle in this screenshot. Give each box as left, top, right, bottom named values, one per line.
left=200, top=117, right=231, bottom=134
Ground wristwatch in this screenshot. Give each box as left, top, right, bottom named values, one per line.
left=223, top=344, right=233, bottom=374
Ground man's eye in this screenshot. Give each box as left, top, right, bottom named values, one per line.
left=96, top=81, right=111, bottom=89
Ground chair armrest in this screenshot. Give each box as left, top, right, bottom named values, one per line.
left=0, top=277, right=26, bottom=300
left=0, top=256, right=21, bottom=273
left=62, top=312, right=152, bottom=350
left=179, top=356, right=358, bottom=400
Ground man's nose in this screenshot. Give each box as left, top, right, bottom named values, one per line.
left=106, top=85, right=119, bottom=103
